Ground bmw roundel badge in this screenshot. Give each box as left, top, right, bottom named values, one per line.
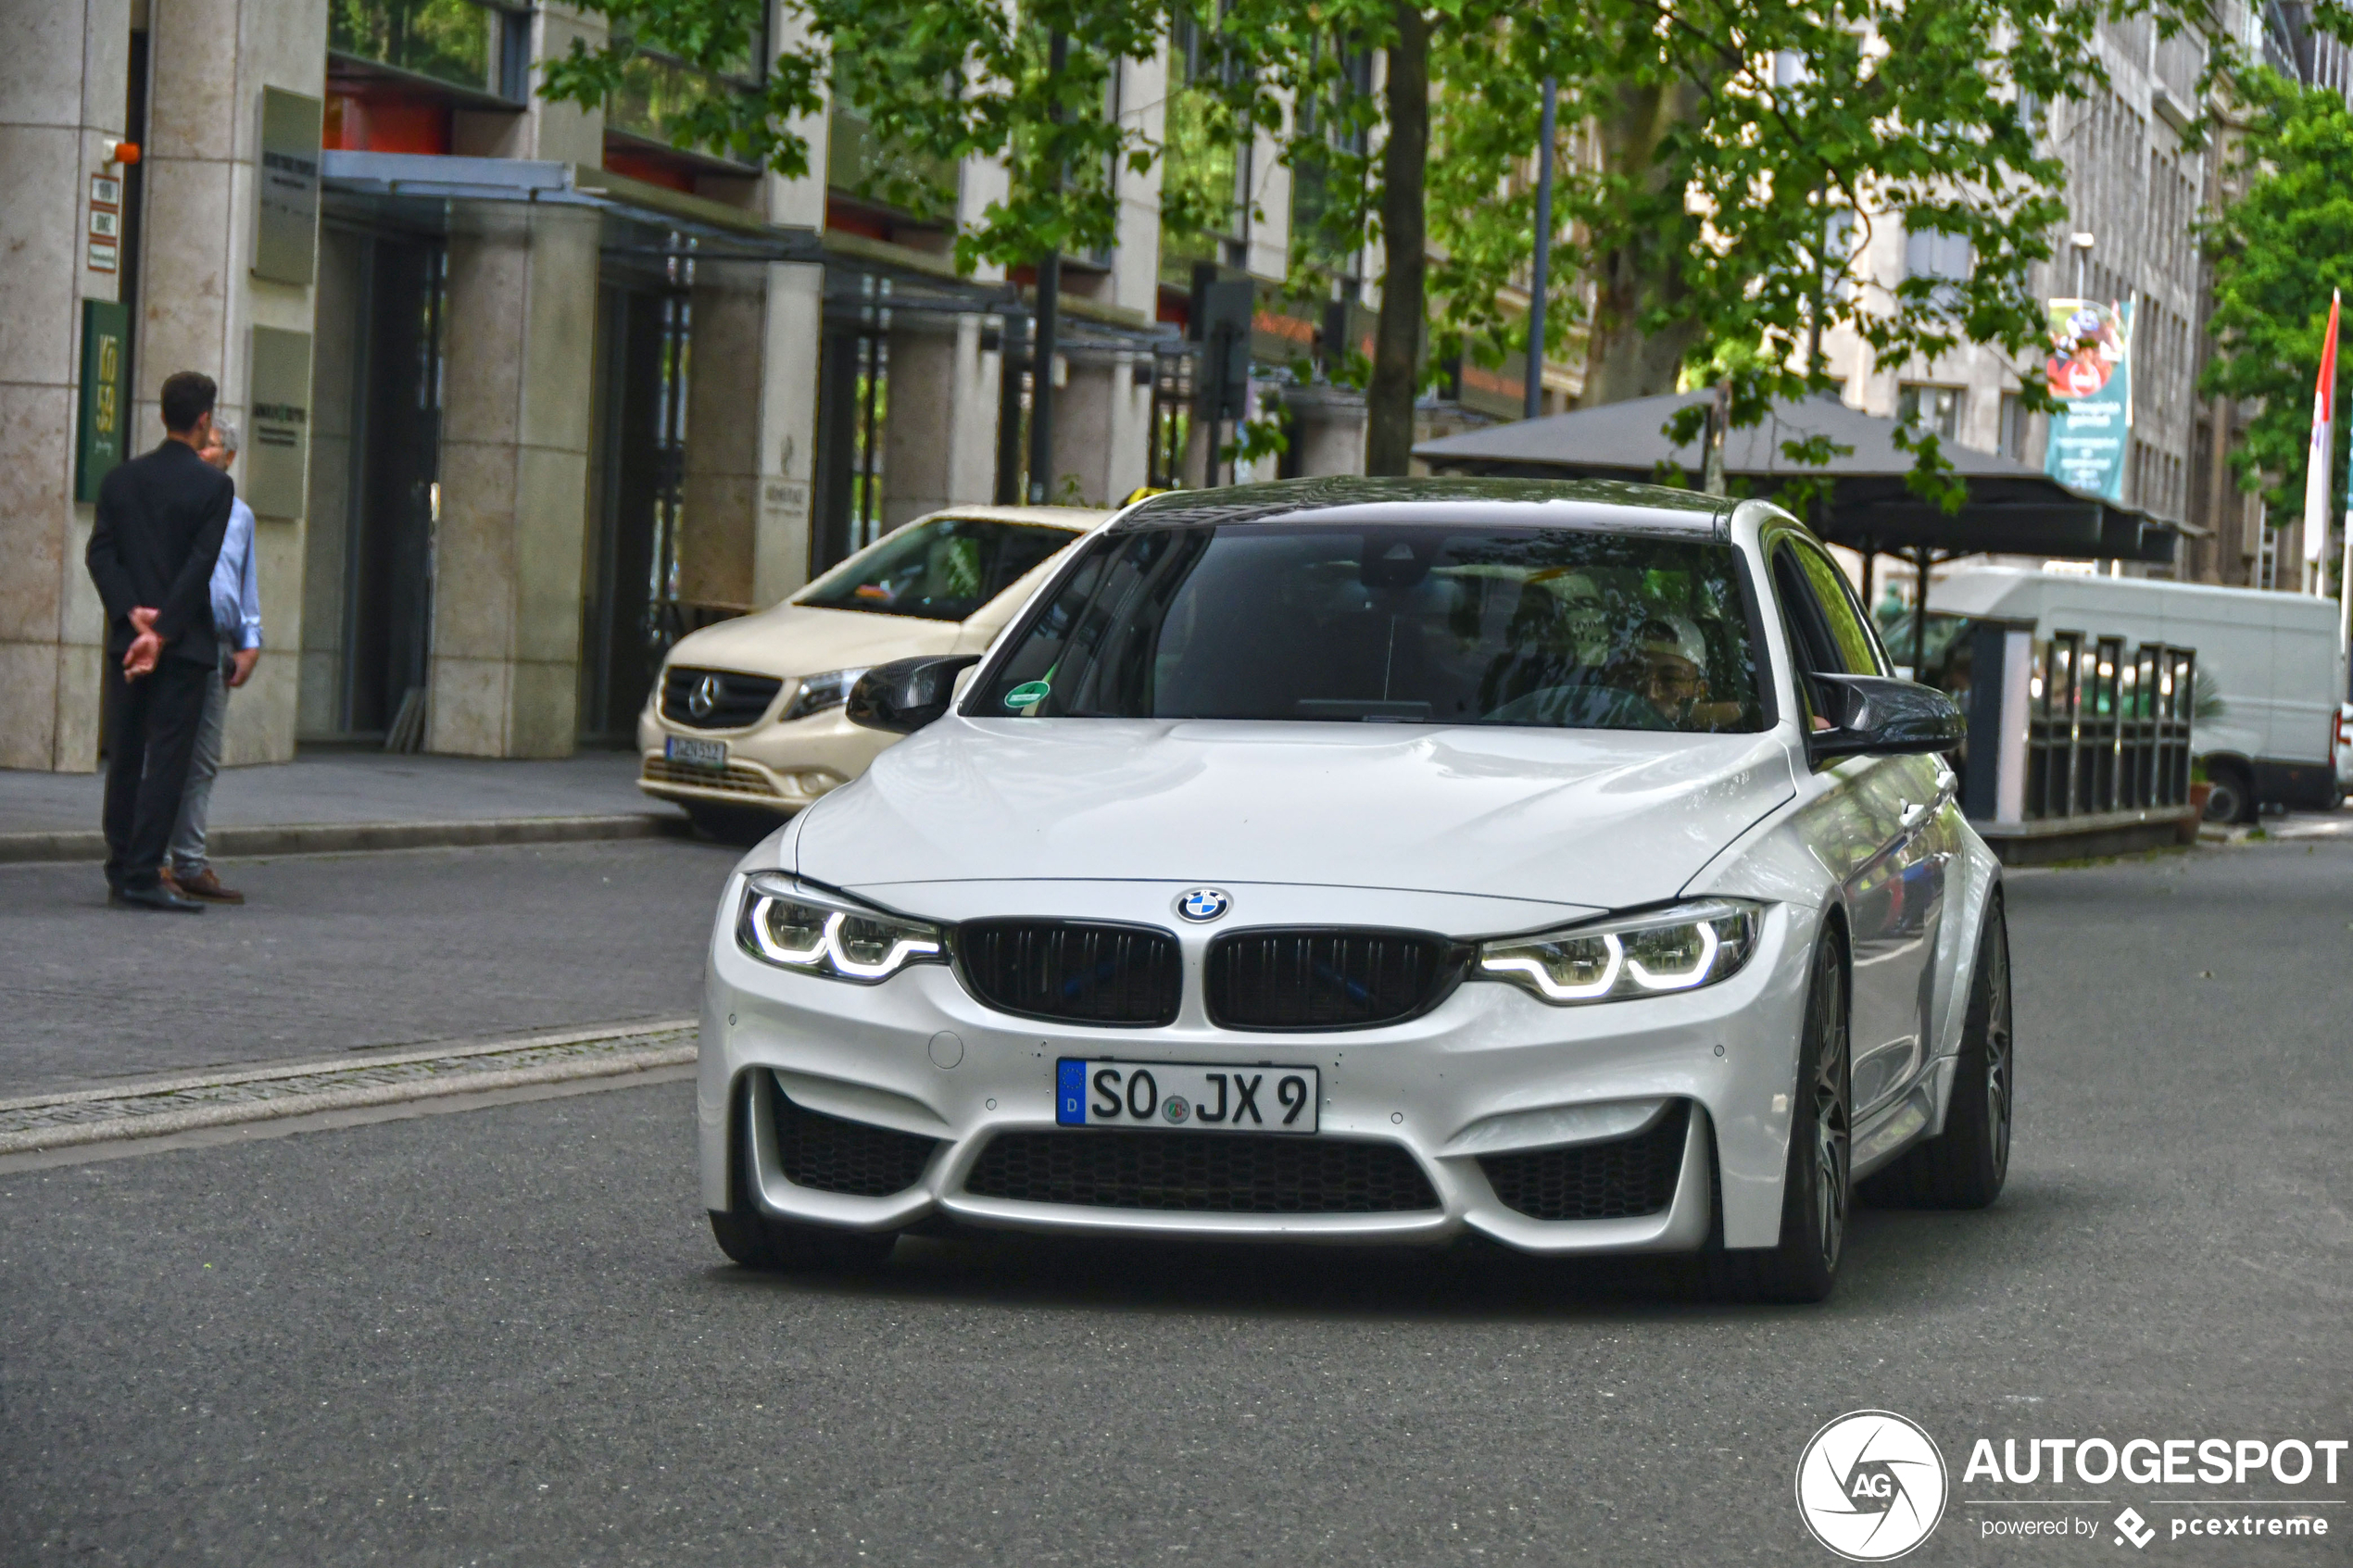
left=1176, top=887, right=1231, bottom=922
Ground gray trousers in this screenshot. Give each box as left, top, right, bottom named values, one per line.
left=168, top=653, right=231, bottom=873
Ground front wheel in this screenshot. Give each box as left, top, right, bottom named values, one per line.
left=710, top=1210, right=898, bottom=1272
left=2201, top=760, right=2254, bottom=824
left=1708, top=926, right=1851, bottom=1304
left=710, top=1080, right=899, bottom=1272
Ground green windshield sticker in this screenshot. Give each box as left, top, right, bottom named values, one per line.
left=1004, top=680, right=1051, bottom=709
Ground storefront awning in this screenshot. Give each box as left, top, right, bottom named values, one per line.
left=1415, top=390, right=2182, bottom=564
left=320, top=151, right=824, bottom=264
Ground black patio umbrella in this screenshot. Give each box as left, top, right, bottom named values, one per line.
left=1416, top=390, right=2183, bottom=668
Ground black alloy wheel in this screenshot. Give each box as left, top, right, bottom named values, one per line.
left=1708, top=927, right=1851, bottom=1304
left=1860, top=896, right=2013, bottom=1210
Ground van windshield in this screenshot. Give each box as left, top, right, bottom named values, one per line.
left=969, top=522, right=1768, bottom=732
left=798, top=516, right=1076, bottom=622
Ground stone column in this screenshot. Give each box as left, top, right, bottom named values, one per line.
left=880, top=317, right=1003, bottom=528
left=296, top=223, right=363, bottom=737
left=134, top=0, right=330, bottom=767
left=676, top=266, right=766, bottom=609
left=753, top=261, right=824, bottom=605
left=427, top=206, right=599, bottom=758
left=748, top=21, right=828, bottom=606
left=0, top=0, right=130, bottom=771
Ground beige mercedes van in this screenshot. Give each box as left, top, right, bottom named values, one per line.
left=638, top=505, right=1109, bottom=834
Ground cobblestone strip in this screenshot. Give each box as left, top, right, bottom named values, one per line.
left=0, top=1022, right=700, bottom=1154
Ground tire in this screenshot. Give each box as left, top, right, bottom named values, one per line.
left=709, top=1081, right=898, bottom=1272
left=1708, top=926, right=1851, bottom=1305
left=2201, top=760, right=2254, bottom=824
left=1858, top=896, right=2012, bottom=1210
left=686, top=801, right=787, bottom=847
left=708, top=1210, right=898, bottom=1272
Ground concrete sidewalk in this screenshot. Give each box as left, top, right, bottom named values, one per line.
left=0, top=750, right=691, bottom=861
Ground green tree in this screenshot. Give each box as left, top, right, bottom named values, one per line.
left=547, top=0, right=2284, bottom=498
left=2199, top=68, right=2353, bottom=526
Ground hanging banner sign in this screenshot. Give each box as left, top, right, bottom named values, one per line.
left=75, top=297, right=131, bottom=502
left=2043, top=296, right=2133, bottom=501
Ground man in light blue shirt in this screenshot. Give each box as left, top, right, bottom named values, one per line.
left=163, top=419, right=262, bottom=904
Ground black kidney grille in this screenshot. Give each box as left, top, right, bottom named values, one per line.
left=957, top=921, right=1181, bottom=1026
left=772, top=1089, right=938, bottom=1197
left=663, top=666, right=785, bottom=730
left=1478, top=1102, right=1691, bottom=1222
left=963, top=1131, right=1440, bottom=1213
left=1204, top=929, right=1459, bottom=1030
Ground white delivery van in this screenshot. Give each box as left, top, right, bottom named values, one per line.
left=1929, top=566, right=2347, bottom=822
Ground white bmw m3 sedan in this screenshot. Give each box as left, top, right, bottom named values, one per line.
left=696, top=478, right=2012, bottom=1302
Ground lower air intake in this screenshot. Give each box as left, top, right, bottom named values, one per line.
left=1477, top=1101, right=1691, bottom=1222
left=771, top=1086, right=938, bottom=1198
left=963, top=1130, right=1440, bottom=1213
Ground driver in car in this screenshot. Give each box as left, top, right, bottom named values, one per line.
left=1625, top=614, right=1746, bottom=731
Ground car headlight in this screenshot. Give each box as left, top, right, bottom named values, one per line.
left=1476, top=899, right=1764, bottom=1005
left=736, top=873, right=945, bottom=983
left=779, top=668, right=868, bottom=723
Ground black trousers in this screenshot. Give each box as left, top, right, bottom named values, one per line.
left=102, top=653, right=211, bottom=891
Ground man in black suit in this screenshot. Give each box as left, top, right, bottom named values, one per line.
left=86, top=370, right=236, bottom=912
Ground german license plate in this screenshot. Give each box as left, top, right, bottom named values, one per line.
left=1055, top=1060, right=1319, bottom=1133
left=665, top=735, right=727, bottom=770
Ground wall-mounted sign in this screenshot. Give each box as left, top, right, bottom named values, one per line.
left=2044, top=295, right=2134, bottom=501
left=246, top=325, right=312, bottom=517
left=252, top=86, right=322, bottom=285
left=75, top=298, right=131, bottom=502
left=87, top=172, right=121, bottom=274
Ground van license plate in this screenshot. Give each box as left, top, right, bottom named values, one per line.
left=665, top=736, right=727, bottom=770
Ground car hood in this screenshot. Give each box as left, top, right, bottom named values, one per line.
left=664, top=603, right=965, bottom=683
left=794, top=718, right=1796, bottom=911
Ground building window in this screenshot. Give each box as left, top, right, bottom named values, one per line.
left=1999, top=391, right=2031, bottom=461
left=328, top=0, right=527, bottom=104
left=1903, top=226, right=1971, bottom=308
left=1897, top=383, right=1965, bottom=440
left=1160, top=12, right=1249, bottom=283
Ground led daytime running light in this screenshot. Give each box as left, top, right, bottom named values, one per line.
left=1476, top=900, right=1763, bottom=1007
left=1627, top=921, right=1718, bottom=992
left=1480, top=933, right=1624, bottom=1000
left=741, top=882, right=942, bottom=982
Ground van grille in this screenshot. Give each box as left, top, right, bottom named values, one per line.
left=663, top=667, right=784, bottom=730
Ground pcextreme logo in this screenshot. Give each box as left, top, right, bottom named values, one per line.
left=1795, top=1411, right=1951, bottom=1562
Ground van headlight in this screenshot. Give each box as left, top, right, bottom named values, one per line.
left=1476, top=899, right=1764, bottom=1005
left=736, top=873, right=945, bottom=983
left=779, top=668, right=867, bottom=723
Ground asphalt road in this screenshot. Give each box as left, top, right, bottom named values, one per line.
left=0, top=838, right=743, bottom=1096
left=4, top=840, right=2348, bottom=1565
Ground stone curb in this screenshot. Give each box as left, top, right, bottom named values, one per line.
left=0, top=811, right=693, bottom=865
left=0, top=1044, right=698, bottom=1155
left=0, top=1018, right=700, bottom=1114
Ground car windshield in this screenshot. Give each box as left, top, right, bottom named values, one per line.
left=797, top=516, right=1076, bottom=622
left=970, top=522, right=1768, bottom=732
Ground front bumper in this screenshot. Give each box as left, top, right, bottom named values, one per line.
left=637, top=706, right=897, bottom=815
left=698, top=879, right=1818, bottom=1253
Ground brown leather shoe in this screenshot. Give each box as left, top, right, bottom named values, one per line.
left=170, top=865, right=245, bottom=905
